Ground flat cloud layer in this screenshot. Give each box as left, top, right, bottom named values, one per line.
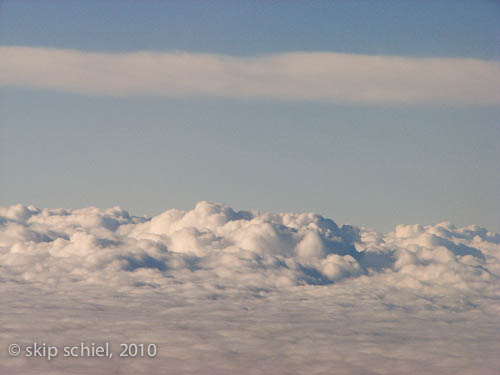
left=1, top=202, right=499, bottom=374
left=1, top=46, right=500, bottom=104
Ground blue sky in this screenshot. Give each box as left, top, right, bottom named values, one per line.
left=2, top=0, right=499, bottom=58
left=1, top=0, right=499, bottom=232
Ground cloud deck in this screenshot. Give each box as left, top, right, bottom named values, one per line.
left=1, top=202, right=499, bottom=374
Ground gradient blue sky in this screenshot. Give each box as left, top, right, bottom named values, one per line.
left=1, top=0, right=499, bottom=233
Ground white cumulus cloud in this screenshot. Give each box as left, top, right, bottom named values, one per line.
left=1, top=201, right=499, bottom=374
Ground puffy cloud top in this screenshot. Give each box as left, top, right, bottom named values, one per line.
left=1, top=201, right=498, bottom=295
left=1, top=202, right=499, bottom=375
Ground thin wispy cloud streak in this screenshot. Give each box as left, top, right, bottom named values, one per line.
left=1, top=46, right=500, bottom=104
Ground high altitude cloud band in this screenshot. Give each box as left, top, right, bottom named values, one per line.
left=1, top=46, right=499, bottom=104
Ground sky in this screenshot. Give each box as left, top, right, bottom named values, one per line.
left=1, top=2, right=500, bottom=374
left=1, top=0, right=500, bottom=233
